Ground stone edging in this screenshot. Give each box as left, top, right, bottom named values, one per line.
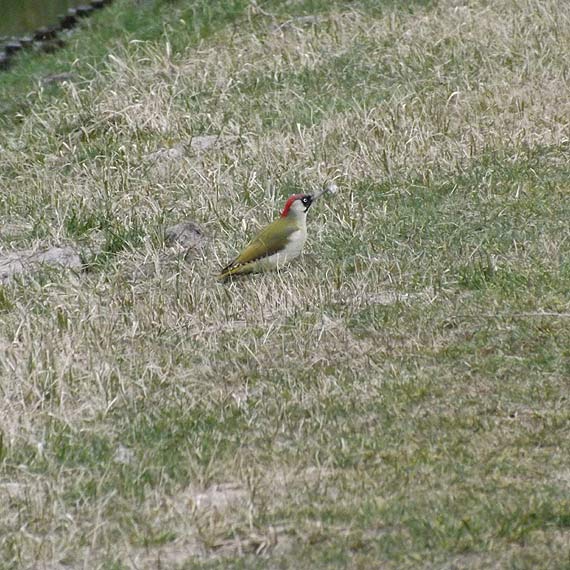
left=0, top=0, right=113, bottom=72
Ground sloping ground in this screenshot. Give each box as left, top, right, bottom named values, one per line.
left=1, top=0, right=570, bottom=568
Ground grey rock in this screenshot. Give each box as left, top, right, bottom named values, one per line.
left=0, top=246, right=82, bottom=282
left=164, top=221, right=205, bottom=252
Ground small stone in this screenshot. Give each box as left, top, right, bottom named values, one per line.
left=76, top=5, right=95, bottom=17
left=165, top=221, right=206, bottom=251
left=4, top=41, right=22, bottom=55
left=0, top=52, right=10, bottom=71
left=19, top=36, right=34, bottom=48
left=59, top=11, right=78, bottom=29
left=34, top=27, right=58, bottom=41
left=0, top=246, right=82, bottom=283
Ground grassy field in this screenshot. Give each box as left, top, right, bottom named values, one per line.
left=1, top=0, right=570, bottom=568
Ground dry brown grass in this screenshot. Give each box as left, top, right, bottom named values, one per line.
left=1, top=0, right=570, bottom=568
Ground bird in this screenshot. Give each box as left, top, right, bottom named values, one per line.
left=219, top=193, right=314, bottom=280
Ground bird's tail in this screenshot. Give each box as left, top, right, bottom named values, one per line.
left=218, top=260, right=256, bottom=281
left=218, top=265, right=235, bottom=281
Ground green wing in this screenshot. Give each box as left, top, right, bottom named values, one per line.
left=220, top=218, right=296, bottom=277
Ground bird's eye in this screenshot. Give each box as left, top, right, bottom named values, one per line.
left=302, top=197, right=309, bottom=204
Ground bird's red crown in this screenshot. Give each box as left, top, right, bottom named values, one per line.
left=280, top=194, right=305, bottom=218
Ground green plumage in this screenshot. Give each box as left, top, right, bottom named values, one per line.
left=220, top=217, right=297, bottom=279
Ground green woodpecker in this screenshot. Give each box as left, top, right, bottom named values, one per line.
left=220, top=193, right=314, bottom=279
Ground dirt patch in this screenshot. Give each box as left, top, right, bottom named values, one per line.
left=127, top=539, right=205, bottom=569
left=191, top=482, right=247, bottom=512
